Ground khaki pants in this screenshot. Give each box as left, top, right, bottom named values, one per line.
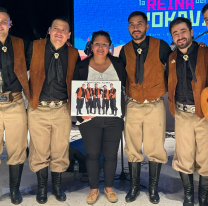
left=173, top=109, right=208, bottom=176
left=124, top=98, right=167, bottom=163
left=28, top=103, right=71, bottom=173
left=0, top=98, right=27, bottom=165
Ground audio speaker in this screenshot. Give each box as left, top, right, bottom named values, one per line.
left=67, top=138, right=104, bottom=173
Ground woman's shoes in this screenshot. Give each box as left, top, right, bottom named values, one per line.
left=104, top=188, right=118, bottom=203
left=86, top=190, right=100, bottom=204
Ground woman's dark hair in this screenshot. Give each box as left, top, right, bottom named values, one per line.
left=91, top=30, right=112, bottom=46
left=128, top=11, right=147, bottom=23
left=202, top=3, right=208, bottom=14
left=169, top=17, right=192, bottom=34
left=0, top=7, right=10, bottom=18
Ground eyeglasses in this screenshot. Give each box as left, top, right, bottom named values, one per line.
left=93, top=42, right=109, bottom=48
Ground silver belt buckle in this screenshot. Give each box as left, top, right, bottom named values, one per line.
left=190, top=107, right=195, bottom=113
left=57, top=101, right=63, bottom=107
left=41, top=101, right=47, bottom=106
left=49, top=101, right=55, bottom=108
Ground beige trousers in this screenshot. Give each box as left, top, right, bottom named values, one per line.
left=0, top=98, right=27, bottom=165
left=28, top=103, right=71, bottom=173
left=173, top=109, right=208, bottom=176
left=124, top=98, right=167, bottom=163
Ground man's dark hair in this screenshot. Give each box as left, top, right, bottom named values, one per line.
left=0, top=7, right=10, bottom=18
left=202, top=3, right=208, bottom=14
left=169, top=17, right=192, bottom=34
left=91, top=30, right=112, bottom=46
left=51, top=16, right=70, bottom=30
left=128, top=11, right=147, bottom=23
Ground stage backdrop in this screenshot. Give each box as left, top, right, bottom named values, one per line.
left=74, top=0, right=208, bottom=132
left=74, top=0, right=208, bottom=58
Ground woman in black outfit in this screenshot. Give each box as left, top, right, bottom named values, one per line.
left=73, top=30, right=126, bottom=204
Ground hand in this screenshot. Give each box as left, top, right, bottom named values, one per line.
left=86, top=99, right=88, bottom=102
left=82, top=116, right=95, bottom=120
left=197, top=42, right=207, bottom=47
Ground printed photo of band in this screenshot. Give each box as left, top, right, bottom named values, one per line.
left=71, top=80, right=121, bottom=117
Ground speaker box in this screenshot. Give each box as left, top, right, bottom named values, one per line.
left=67, top=138, right=104, bottom=173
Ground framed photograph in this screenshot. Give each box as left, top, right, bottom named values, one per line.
left=71, top=80, right=121, bottom=117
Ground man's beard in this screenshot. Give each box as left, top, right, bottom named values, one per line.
left=131, top=30, right=146, bottom=41
left=175, top=37, right=192, bottom=50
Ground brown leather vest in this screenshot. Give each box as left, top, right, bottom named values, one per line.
left=168, top=47, right=208, bottom=118
left=124, top=37, right=167, bottom=103
left=10, top=36, right=30, bottom=100
left=77, top=87, right=84, bottom=99
left=93, top=88, right=100, bottom=98
left=110, top=88, right=116, bottom=98
left=102, top=90, right=109, bottom=100
left=29, top=39, right=79, bottom=114
left=85, top=88, right=92, bottom=99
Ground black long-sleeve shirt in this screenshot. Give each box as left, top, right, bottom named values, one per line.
left=119, top=36, right=172, bottom=66
left=166, top=42, right=198, bottom=105
left=0, top=35, right=30, bottom=93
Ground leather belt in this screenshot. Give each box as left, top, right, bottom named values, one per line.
left=175, top=101, right=195, bottom=113
left=12, top=92, right=22, bottom=102
left=38, top=100, right=67, bottom=108
left=128, top=97, right=161, bottom=104
left=0, top=92, right=22, bottom=104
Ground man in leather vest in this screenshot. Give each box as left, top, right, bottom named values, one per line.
left=85, top=83, right=93, bottom=114
left=202, top=3, right=208, bottom=29
left=168, top=17, right=208, bottom=206
left=109, top=83, right=117, bottom=116
left=0, top=7, right=30, bottom=205
left=27, top=17, right=80, bottom=204
left=76, top=84, right=85, bottom=115
left=119, top=11, right=171, bottom=204
left=101, top=85, right=109, bottom=115
left=92, top=83, right=101, bottom=114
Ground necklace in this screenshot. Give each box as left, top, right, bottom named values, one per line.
left=99, top=72, right=103, bottom=80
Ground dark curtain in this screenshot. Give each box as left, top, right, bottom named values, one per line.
left=1, top=0, right=74, bottom=44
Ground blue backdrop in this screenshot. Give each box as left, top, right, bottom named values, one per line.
left=74, top=0, right=208, bottom=50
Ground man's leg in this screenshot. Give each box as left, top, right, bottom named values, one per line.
left=124, top=100, right=144, bottom=202
left=28, top=104, right=51, bottom=204
left=4, top=99, right=27, bottom=205
left=50, top=103, right=71, bottom=202
left=195, top=116, right=208, bottom=206
left=143, top=99, right=167, bottom=204
left=173, top=109, right=196, bottom=206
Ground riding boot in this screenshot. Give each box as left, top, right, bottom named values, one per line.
left=9, top=164, right=24, bottom=205
left=51, top=172, right=66, bottom=201
left=36, top=167, right=48, bottom=204
left=125, top=162, right=141, bottom=202
left=179, top=172, right=194, bottom=206
left=148, top=161, right=162, bottom=204
left=199, top=175, right=208, bottom=206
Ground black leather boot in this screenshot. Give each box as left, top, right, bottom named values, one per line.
left=79, top=109, right=82, bottom=115
left=76, top=109, right=79, bottom=115
left=87, top=108, right=89, bottom=114
left=148, top=161, right=162, bottom=204
left=90, top=108, right=92, bottom=113
left=36, top=167, right=48, bottom=204
left=98, top=108, right=101, bottom=114
left=199, top=175, right=208, bottom=206
left=179, top=172, right=194, bottom=206
left=114, top=110, right=117, bottom=116
left=51, top=172, right=66, bottom=201
left=102, top=108, right=105, bottom=115
left=94, top=108, right=96, bottom=114
left=9, top=164, right=24, bottom=205
left=125, top=162, right=141, bottom=203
